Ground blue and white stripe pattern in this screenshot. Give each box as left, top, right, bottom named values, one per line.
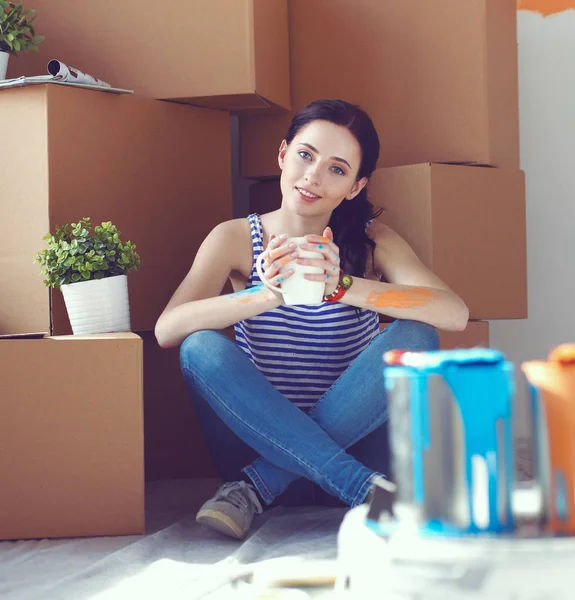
left=234, top=214, right=380, bottom=412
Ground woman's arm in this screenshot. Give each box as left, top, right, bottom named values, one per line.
left=154, top=220, right=281, bottom=349
left=342, top=223, right=469, bottom=331
left=342, top=279, right=468, bottom=331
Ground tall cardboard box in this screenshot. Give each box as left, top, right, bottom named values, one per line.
left=0, top=333, right=144, bottom=540
left=370, top=164, right=527, bottom=320
left=240, top=0, right=519, bottom=178
left=10, top=0, right=290, bottom=112
left=141, top=332, right=217, bottom=481
left=0, top=85, right=232, bottom=337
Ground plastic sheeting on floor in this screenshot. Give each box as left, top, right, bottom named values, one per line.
left=0, top=479, right=344, bottom=600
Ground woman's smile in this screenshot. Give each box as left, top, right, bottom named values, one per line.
left=296, top=186, right=322, bottom=202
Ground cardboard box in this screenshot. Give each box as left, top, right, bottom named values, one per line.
left=370, top=164, right=527, bottom=320
left=0, top=85, right=232, bottom=337
left=248, top=179, right=282, bottom=215
left=240, top=0, right=519, bottom=178
left=380, top=320, right=490, bottom=349
left=0, top=333, right=144, bottom=540
left=437, top=320, right=490, bottom=349
left=141, top=332, right=217, bottom=481
left=10, top=0, right=290, bottom=112
left=246, top=167, right=526, bottom=321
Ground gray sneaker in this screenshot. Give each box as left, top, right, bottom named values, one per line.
left=196, top=481, right=263, bottom=540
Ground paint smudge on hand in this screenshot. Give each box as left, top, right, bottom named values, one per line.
left=274, top=255, right=294, bottom=269
left=517, top=0, right=575, bottom=16
left=365, top=287, right=437, bottom=309
left=306, top=235, right=331, bottom=245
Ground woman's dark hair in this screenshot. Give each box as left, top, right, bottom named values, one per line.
left=284, top=99, right=383, bottom=278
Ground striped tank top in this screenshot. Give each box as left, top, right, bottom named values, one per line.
left=234, top=213, right=381, bottom=412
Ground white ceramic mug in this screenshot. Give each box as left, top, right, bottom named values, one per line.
left=255, top=237, right=325, bottom=305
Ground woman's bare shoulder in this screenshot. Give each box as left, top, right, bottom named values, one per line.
left=366, top=219, right=398, bottom=244
left=213, top=217, right=250, bottom=237
left=209, top=218, right=251, bottom=250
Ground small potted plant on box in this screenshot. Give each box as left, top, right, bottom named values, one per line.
left=0, top=1, right=44, bottom=80
left=34, top=217, right=141, bottom=335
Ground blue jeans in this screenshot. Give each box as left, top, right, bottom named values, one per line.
left=180, top=319, right=439, bottom=507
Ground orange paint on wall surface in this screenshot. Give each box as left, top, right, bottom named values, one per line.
left=517, top=0, right=575, bottom=15
left=365, top=288, right=437, bottom=310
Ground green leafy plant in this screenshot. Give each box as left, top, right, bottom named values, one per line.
left=0, top=1, right=44, bottom=56
left=34, top=218, right=141, bottom=289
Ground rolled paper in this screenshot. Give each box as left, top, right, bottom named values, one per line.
left=47, top=59, right=111, bottom=88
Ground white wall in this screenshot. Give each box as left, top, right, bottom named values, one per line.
left=490, top=9, right=575, bottom=430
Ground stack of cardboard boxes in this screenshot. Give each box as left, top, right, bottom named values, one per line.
left=0, top=0, right=290, bottom=540
left=245, top=0, right=526, bottom=334
left=0, top=0, right=526, bottom=540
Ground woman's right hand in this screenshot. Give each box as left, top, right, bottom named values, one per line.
left=260, top=234, right=297, bottom=293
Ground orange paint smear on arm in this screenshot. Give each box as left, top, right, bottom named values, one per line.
left=237, top=290, right=277, bottom=304
left=365, top=287, right=438, bottom=309
left=517, top=0, right=575, bottom=15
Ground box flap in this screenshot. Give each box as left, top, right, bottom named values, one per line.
left=47, top=332, right=142, bottom=341
left=0, top=332, right=47, bottom=340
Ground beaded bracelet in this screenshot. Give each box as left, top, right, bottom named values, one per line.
left=323, top=270, right=353, bottom=303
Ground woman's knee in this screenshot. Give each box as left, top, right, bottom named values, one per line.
left=380, top=319, right=440, bottom=352
left=180, top=329, right=228, bottom=373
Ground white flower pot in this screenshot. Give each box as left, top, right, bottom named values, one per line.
left=60, top=274, right=131, bottom=335
left=0, top=51, right=9, bottom=80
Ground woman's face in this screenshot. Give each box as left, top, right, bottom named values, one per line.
left=278, top=120, right=367, bottom=216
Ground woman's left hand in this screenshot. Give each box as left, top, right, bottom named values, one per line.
left=298, top=226, right=341, bottom=296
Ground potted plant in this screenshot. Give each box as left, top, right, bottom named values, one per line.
left=34, top=218, right=141, bottom=335
left=0, top=1, right=44, bottom=80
